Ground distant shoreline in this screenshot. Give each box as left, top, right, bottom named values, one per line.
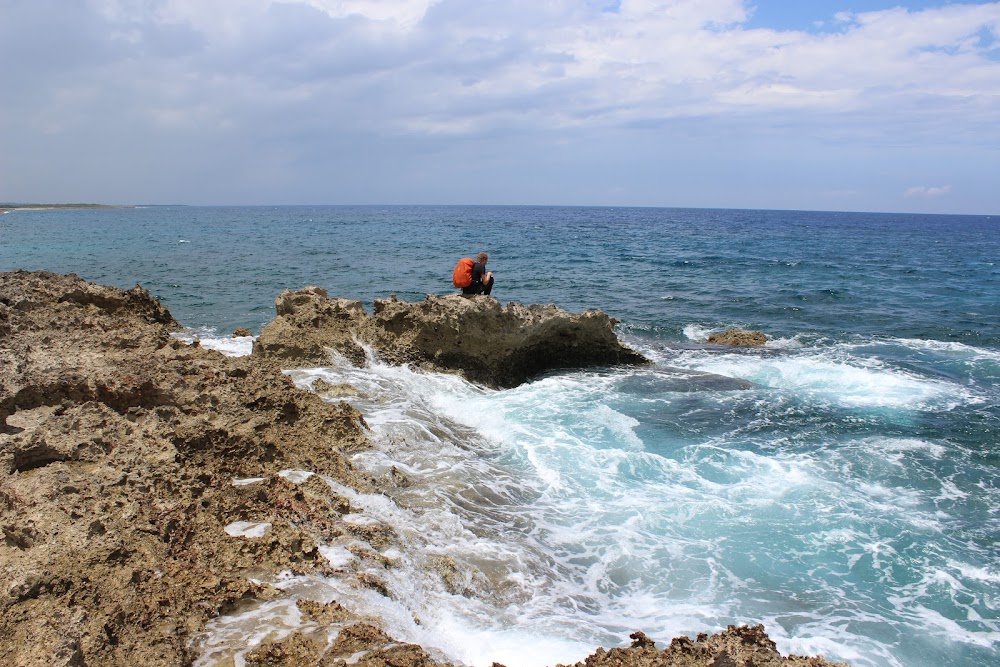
left=0, top=203, right=994, bottom=216
left=0, top=203, right=130, bottom=212
left=0, top=202, right=125, bottom=210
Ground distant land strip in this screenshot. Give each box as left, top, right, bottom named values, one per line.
left=0, top=203, right=129, bottom=213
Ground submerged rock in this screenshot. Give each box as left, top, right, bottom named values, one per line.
left=707, top=328, right=769, bottom=347
left=254, top=288, right=650, bottom=388
left=618, top=367, right=757, bottom=393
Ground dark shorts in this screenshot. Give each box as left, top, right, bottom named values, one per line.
left=462, top=275, right=494, bottom=296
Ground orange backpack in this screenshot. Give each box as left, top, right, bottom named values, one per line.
left=452, top=257, right=475, bottom=288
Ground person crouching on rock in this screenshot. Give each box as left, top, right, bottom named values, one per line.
left=462, top=252, right=494, bottom=296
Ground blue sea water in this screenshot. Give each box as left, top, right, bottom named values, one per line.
left=2, top=205, right=998, bottom=666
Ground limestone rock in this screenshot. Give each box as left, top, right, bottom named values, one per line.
left=707, top=329, right=769, bottom=347
left=560, top=625, right=849, bottom=667
left=0, top=271, right=373, bottom=666
left=254, top=290, right=650, bottom=388
left=0, top=272, right=845, bottom=667
left=242, top=624, right=846, bottom=667
left=253, top=286, right=367, bottom=365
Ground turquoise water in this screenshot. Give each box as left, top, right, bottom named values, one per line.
left=3, top=205, right=999, bottom=666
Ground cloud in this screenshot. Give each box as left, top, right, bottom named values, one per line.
left=6, top=1, right=999, bottom=135
left=904, top=185, right=953, bottom=198
left=1, top=1, right=998, bottom=211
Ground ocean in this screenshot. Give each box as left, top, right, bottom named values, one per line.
left=2, top=205, right=998, bottom=667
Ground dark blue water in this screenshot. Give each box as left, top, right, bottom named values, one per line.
left=3, top=205, right=999, bottom=667
left=3, top=206, right=997, bottom=346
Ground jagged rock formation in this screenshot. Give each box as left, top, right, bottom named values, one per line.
left=707, top=329, right=769, bottom=347
left=0, top=271, right=377, bottom=665
left=559, top=626, right=847, bottom=667
left=242, top=623, right=847, bottom=667
left=0, top=272, right=845, bottom=667
left=253, top=286, right=369, bottom=367
left=254, top=288, right=650, bottom=387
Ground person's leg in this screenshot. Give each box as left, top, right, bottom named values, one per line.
left=482, top=275, right=494, bottom=295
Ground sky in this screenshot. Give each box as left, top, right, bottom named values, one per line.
left=1, top=0, right=998, bottom=214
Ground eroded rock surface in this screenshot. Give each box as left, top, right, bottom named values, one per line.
left=255, top=289, right=650, bottom=387
left=707, top=329, right=769, bottom=347
left=0, top=271, right=375, bottom=666
left=0, top=272, right=845, bottom=667
left=253, top=286, right=368, bottom=367
left=241, top=624, right=847, bottom=667
left=558, top=626, right=848, bottom=667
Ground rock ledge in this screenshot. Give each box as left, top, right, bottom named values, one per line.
left=707, top=329, right=769, bottom=347
left=255, top=288, right=650, bottom=387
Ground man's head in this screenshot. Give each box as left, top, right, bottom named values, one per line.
left=477, top=252, right=489, bottom=264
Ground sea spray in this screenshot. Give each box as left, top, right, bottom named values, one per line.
left=346, top=338, right=994, bottom=666
left=180, top=326, right=1000, bottom=667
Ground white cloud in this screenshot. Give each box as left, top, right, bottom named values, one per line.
left=904, top=185, right=953, bottom=198
left=6, top=1, right=999, bottom=136
left=306, top=0, right=439, bottom=28
left=1, top=1, right=998, bottom=211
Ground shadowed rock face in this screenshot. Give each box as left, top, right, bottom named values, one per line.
left=254, top=289, right=650, bottom=387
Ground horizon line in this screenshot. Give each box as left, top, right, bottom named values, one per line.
left=2, top=202, right=997, bottom=217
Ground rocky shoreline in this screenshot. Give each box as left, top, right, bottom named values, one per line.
left=0, top=271, right=846, bottom=666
